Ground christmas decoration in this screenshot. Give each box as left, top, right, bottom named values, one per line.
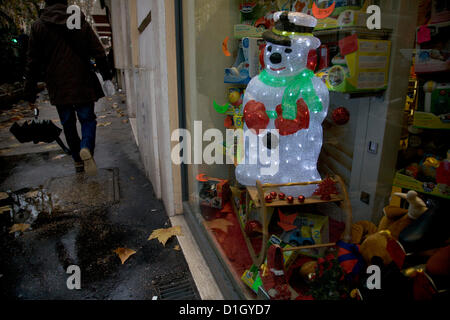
left=287, top=196, right=294, bottom=204
left=235, top=11, right=329, bottom=198
left=332, top=107, right=350, bottom=125
left=278, top=192, right=286, bottom=200
left=270, top=191, right=278, bottom=199
left=313, top=178, right=339, bottom=200
left=298, top=195, right=306, bottom=203
left=265, top=195, right=274, bottom=203
left=306, top=252, right=351, bottom=300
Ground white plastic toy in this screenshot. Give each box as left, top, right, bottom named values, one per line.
left=236, top=11, right=329, bottom=197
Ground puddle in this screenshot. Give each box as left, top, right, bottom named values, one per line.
left=0, top=187, right=53, bottom=234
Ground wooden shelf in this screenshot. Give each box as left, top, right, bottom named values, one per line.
left=246, top=186, right=342, bottom=208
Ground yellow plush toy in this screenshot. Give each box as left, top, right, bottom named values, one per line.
left=349, top=191, right=427, bottom=267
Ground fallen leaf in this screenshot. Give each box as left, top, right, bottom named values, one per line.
left=112, top=103, right=118, bottom=109
left=25, top=190, right=39, bottom=198
left=97, top=122, right=112, bottom=127
left=122, top=119, right=129, bottom=124
left=52, top=154, right=66, bottom=161
left=0, top=192, right=8, bottom=201
left=174, top=245, right=181, bottom=251
left=0, top=206, right=11, bottom=214
left=148, top=226, right=182, bottom=246
left=9, top=224, right=31, bottom=233
left=107, top=98, right=113, bottom=101
left=98, top=115, right=107, bottom=119
left=204, top=219, right=233, bottom=233
left=51, top=119, right=60, bottom=123
left=114, top=248, right=136, bottom=264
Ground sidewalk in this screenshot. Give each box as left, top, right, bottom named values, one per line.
left=0, top=92, right=199, bottom=299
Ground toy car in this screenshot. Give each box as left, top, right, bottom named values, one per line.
left=288, top=226, right=315, bottom=247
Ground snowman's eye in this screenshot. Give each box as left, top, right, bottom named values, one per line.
left=285, top=48, right=292, bottom=54
left=267, top=46, right=272, bottom=52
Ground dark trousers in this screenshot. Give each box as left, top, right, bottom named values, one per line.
left=56, top=103, right=97, bottom=162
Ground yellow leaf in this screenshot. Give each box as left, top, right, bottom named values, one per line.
left=97, top=122, right=112, bottom=127
left=174, top=245, right=181, bottom=251
left=9, top=224, right=31, bottom=233
left=204, top=219, right=233, bottom=233
left=113, top=248, right=136, bottom=264
left=52, top=154, right=66, bottom=161
left=25, top=190, right=39, bottom=198
left=148, top=226, right=182, bottom=246
left=0, top=192, right=8, bottom=201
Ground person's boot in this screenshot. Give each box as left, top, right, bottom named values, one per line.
left=80, top=148, right=97, bottom=176
left=74, top=161, right=84, bottom=174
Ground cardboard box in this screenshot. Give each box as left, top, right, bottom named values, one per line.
left=318, top=37, right=391, bottom=93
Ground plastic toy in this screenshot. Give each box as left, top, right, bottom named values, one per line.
left=196, top=174, right=231, bottom=209
left=288, top=226, right=315, bottom=246
left=235, top=11, right=329, bottom=197
left=214, top=88, right=245, bottom=129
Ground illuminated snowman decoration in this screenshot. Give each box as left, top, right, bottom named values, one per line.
left=235, top=12, right=329, bottom=197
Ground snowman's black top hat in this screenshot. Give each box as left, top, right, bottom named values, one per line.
left=263, top=11, right=318, bottom=47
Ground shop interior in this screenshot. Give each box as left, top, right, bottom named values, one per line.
left=181, top=0, right=450, bottom=300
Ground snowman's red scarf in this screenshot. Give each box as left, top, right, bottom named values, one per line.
left=259, top=68, right=323, bottom=120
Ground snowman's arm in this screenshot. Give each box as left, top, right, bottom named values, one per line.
left=310, top=76, right=330, bottom=122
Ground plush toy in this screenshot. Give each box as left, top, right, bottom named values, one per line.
left=378, top=191, right=428, bottom=239
left=359, top=230, right=406, bottom=268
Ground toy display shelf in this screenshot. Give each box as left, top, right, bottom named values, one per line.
left=393, top=170, right=450, bottom=200
left=413, top=111, right=450, bottom=130
left=313, top=26, right=393, bottom=41
left=238, top=176, right=353, bottom=267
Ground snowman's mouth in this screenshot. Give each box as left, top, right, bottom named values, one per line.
left=270, top=66, right=286, bottom=71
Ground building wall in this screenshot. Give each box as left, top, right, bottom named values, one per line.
left=110, top=0, right=182, bottom=216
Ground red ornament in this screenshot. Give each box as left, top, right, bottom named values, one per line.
left=287, top=196, right=294, bottom=204
left=298, top=195, right=306, bottom=203
left=270, top=191, right=278, bottom=199
left=278, top=193, right=286, bottom=200
left=265, top=195, right=273, bottom=203
left=332, top=107, right=350, bottom=125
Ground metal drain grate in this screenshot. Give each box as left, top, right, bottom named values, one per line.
left=154, top=273, right=199, bottom=300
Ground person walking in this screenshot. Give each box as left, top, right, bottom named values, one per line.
left=24, top=0, right=113, bottom=176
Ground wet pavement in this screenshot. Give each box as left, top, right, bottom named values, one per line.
left=0, top=92, right=198, bottom=300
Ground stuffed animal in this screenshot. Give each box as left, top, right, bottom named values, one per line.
left=347, top=191, right=426, bottom=268
left=378, top=191, right=428, bottom=239
left=359, top=230, right=405, bottom=268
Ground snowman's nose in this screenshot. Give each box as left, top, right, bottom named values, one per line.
left=270, top=53, right=282, bottom=64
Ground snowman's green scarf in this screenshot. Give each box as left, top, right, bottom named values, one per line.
left=259, top=68, right=323, bottom=120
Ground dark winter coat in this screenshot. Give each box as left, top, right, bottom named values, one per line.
left=24, top=3, right=112, bottom=106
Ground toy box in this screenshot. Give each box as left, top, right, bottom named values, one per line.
left=224, top=38, right=264, bottom=84
left=280, top=213, right=329, bottom=258
left=197, top=175, right=231, bottom=209
left=317, top=36, right=391, bottom=93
